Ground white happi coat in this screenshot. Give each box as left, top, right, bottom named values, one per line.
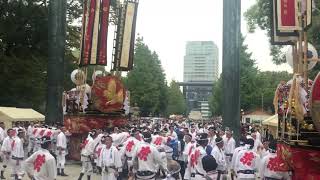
left=132, top=142, right=167, bottom=173
left=100, top=145, right=122, bottom=180
left=81, top=136, right=94, bottom=160
left=185, top=146, right=207, bottom=180
left=208, top=135, right=216, bottom=148
left=111, top=132, right=130, bottom=147
left=224, top=137, right=236, bottom=168
left=24, top=148, right=57, bottom=180
left=56, top=131, right=67, bottom=168
left=122, top=136, right=140, bottom=158
left=11, top=136, right=24, bottom=176
left=230, top=145, right=246, bottom=172
left=11, top=136, right=24, bottom=159
left=183, top=142, right=195, bottom=162
left=151, top=135, right=166, bottom=148
left=0, top=127, right=5, bottom=144
left=95, top=143, right=105, bottom=167
left=56, top=132, right=67, bottom=155
left=235, top=148, right=260, bottom=179
left=259, top=152, right=291, bottom=180
left=211, top=145, right=227, bottom=171
left=1, top=136, right=14, bottom=160
left=253, top=138, right=263, bottom=152
left=166, top=131, right=178, bottom=141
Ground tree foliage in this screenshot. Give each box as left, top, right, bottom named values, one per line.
left=166, top=81, right=186, bottom=116
left=209, top=37, right=292, bottom=116
left=0, top=0, right=80, bottom=112
left=127, top=37, right=168, bottom=117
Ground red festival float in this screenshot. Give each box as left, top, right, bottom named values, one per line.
left=271, top=0, right=320, bottom=179
left=63, top=0, right=139, bottom=160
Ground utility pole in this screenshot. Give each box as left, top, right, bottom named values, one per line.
left=222, top=0, right=241, bottom=143
left=46, top=0, right=67, bottom=124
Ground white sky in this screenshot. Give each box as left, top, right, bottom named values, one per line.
left=108, top=0, right=292, bottom=82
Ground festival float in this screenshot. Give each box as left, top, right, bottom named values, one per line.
left=63, top=0, right=139, bottom=160
left=271, top=0, right=320, bottom=179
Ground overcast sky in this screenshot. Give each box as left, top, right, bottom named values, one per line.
left=109, top=0, right=292, bottom=82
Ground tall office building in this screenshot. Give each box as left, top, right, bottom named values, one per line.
left=183, top=41, right=219, bottom=118
left=184, top=41, right=219, bottom=82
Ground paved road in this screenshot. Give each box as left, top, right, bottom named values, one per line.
left=1, top=163, right=101, bottom=180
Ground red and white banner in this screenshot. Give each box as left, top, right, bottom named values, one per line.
left=277, top=0, right=299, bottom=31
left=79, top=0, right=111, bottom=66
left=271, top=0, right=298, bottom=45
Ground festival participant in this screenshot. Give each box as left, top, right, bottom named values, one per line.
left=224, top=130, right=236, bottom=169
left=78, top=130, right=97, bottom=180
left=230, top=137, right=247, bottom=178
left=132, top=131, right=168, bottom=180
left=185, top=133, right=211, bottom=180
left=56, top=126, right=68, bottom=176
left=235, top=139, right=260, bottom=180
left=24, top=136, right=56, bottom=180
left=208, top=127, right=217, bottom=148
left=211, top=137, right=227, bottom=179
left=259, top=140, right=292, bottom=180
left=121, top=128, right=141, bottom=177
left=11, top=129, right=24, bottom=180
left=1, top=128, right=15, bottom=179
left=100, top=135, right=122, bottom=180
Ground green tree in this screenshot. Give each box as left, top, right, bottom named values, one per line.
left=210, top=36, right=261, bottom=115
left=166, top=81, right=186, bottom=116
left=0, top=0, right=81, bottom=112
left=209, top=78, right=222, bottom=116
left=257, top=71, right=292, bottom=112
left=127, top=37, right=168, bottom=116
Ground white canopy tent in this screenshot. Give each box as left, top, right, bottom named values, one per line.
left=262, top=114, right=278, bottom=138
left=0, top=107, right=44, bottom=128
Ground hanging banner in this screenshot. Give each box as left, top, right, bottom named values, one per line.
left=79, top=0, right=111, bottom=66
left=301, top=0, right=313, bottom=29
left=118, top=1, right=138, bottom=71
left=277, top=0, right=299, bottom=31
left=271, top=0, right=298, bottom=45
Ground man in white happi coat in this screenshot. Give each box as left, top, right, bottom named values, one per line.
left=235, top=139, right=260, bottom=180
left=132, top=131, right=168, bottom=180
left=223, top=130, right=236, bottom=169
left=259, top=140, right=291, bottom=180
left=27, top=123, right=34, bottom=156
left=207, top=127, right=217, bottom=148
left=100, top=135, right=122, bottom=180
left=185, top=133, right=217, bottom=180
left=94, top=132, right=107, bottom=174
left=56, top=127, right=68, bottom=176
left=10, top=129, right=24, bottom=180
left=78, top=130, right=97, bottom=180
left=24, top=136, right=57, bottom=180
left=1, top=128, right=15, bottom=179
left=166, top=125, right=178, bottom=141
left=211, top=137, right=227, bottom=179
left=121, top=128, right=141, bottom=176
left=252, top=132, right=263, bottom=153
left=230, top=137, right=247, bottom=178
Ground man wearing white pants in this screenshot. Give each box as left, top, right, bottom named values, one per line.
left=10, top=129, right=24, bottom=180
left=100, top=135, right=122, bottom=180
left=56, top=126, right=68, bottom=176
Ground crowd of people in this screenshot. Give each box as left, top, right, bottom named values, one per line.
left=0, top=119, right=290, bottom=180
